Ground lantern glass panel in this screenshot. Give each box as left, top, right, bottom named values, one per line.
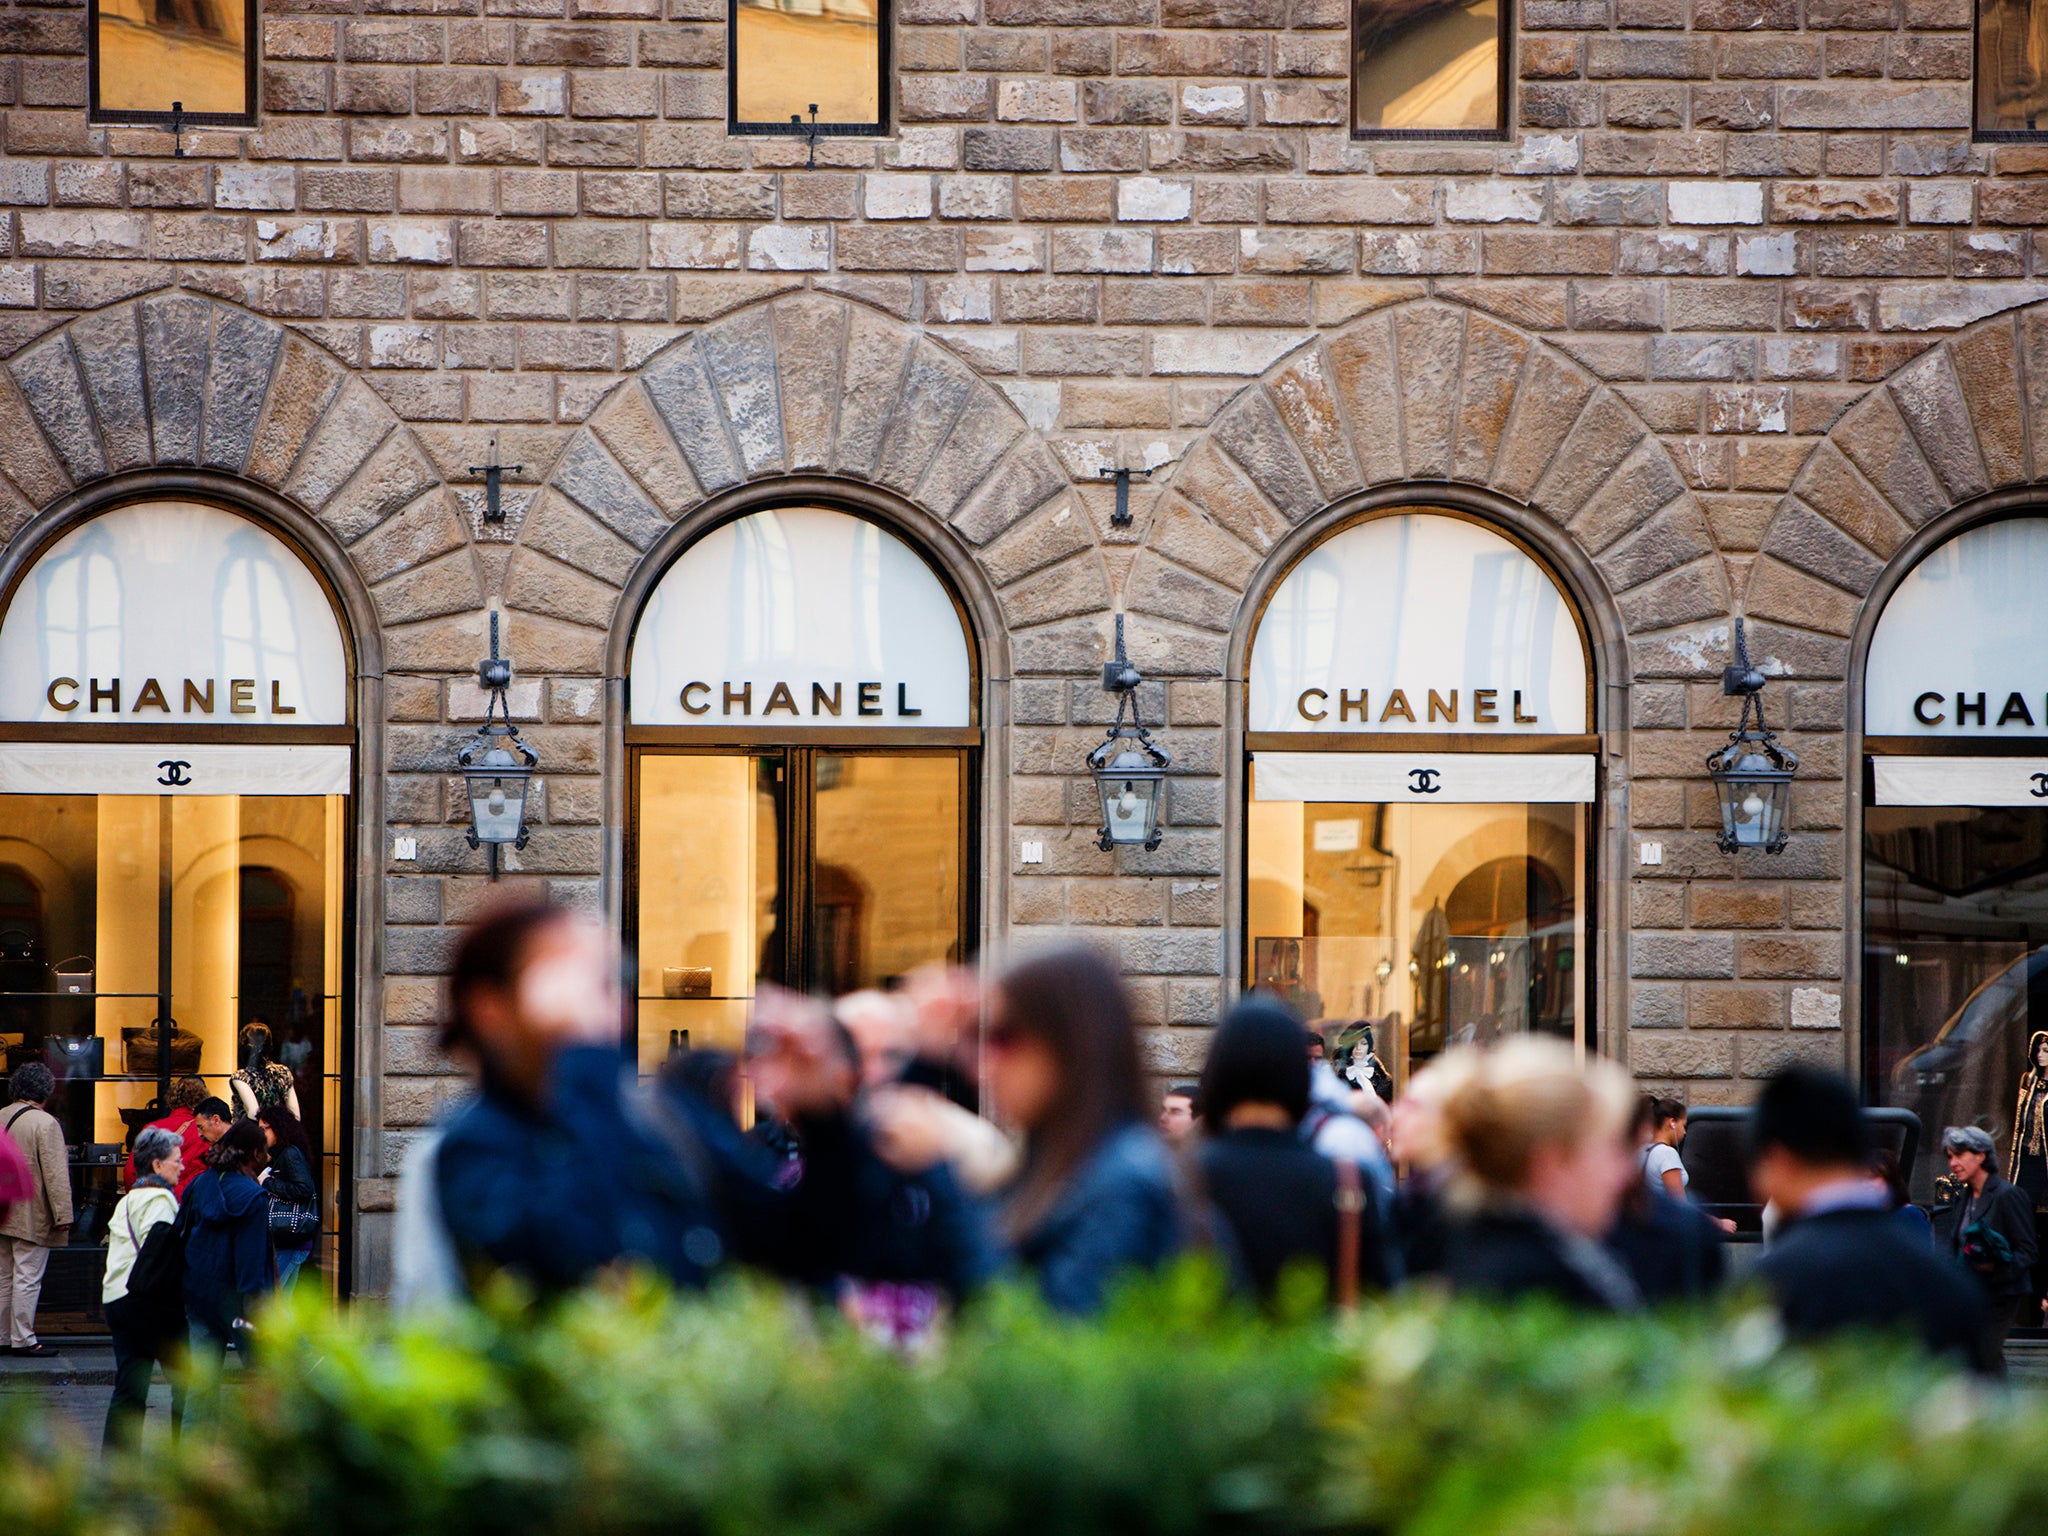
left=466, top=749, right=530, bottom=844
left=1097, top=754, right=1163, bottom=846
left=1714, top=752, right=1791, bottom=850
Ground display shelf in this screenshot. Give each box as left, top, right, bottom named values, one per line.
left=0, top=991, right=166, bottom=999
left=634, top=993, right=756, bottom=1003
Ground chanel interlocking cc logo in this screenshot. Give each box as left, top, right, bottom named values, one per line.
left=2031, top=773, right=2048, bottom=798
left=157, top=760, right=192, bottom=787
left=1407, top=768, right=1442, bottom=795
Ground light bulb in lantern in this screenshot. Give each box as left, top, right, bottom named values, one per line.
left=488, top=786, right=507, bottom=816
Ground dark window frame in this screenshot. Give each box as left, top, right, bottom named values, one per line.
left=1349, top=0, right=1512, bottom=141
left=87, top=0, right=261, bottom=127
left=726, top=0, right=891, bottom=137
left=1973, top=0, right=2048, bottom=141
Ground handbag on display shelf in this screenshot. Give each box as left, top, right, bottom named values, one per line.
left=50, top=957, right=93, bottom=996
left=123, top=1021, right=203, bottom=1076
left=44, top=1035, right=104, bottom=1078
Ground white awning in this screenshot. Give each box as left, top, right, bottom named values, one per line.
left=0, top=743, right=352, bottom=796
left=1871, top=756, right=2048, bottom=807
left=1252, top=752, right=1596, bottom=804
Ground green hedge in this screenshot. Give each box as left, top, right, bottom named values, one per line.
left=7, top=1270, right=2048, bottom=1536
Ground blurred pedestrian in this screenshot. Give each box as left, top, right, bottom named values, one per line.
left=981, top=946, right=1186, bottom=1314
left=1870, top=1146, right=1933, bottom=1246
left=102, top=1124, right=184, bottom=1446
left=181, top=1120, right=274, bottom=1420
left=1385, top=1052, right=1479, bottom=1279
left=2, top=1062, right=71, bottom=1357
left=1606, top=1094, right=1725, bottom=1304
left=124, top=1076, right=211, bottom=1195
left=1438, top=1039, right=1641, bottom=1311
left=1937, top=1124, right=2038, bottom=1345
left=0, top=1128, right=27, bottom=1228
left=1198, top=997, right=1391, bottom=1307
left=256, top=1104, right=319, bottom=1292
left=1159, top=1085, right=1201, bottom=1147
left=1749, top=1068, right=1994, bottom=1373
left=426, top=902, right=984, bottom=1302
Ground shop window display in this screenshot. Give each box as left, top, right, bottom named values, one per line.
left=1249, top=798, right=1585, bottom=1093
left=0, top=497, right=357, bottom=1327
left=0, top=793, right=346, bottom=1330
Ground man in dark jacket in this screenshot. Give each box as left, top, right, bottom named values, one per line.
left=1935, top=1123, right=2039, bottom=1347
left=1196, top=998, right=1394, bottom=1306
left=1749, top=1068, right=1996, bottom=1374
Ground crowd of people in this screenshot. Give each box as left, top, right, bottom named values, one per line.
left=2, top=896, right=2038, bottom=1453
left=0, top=1062, right=324, bottom=1445
left=392, top=902, right=2036, bottom=1377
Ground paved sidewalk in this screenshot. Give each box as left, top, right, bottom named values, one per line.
left=0, top=1339, right=116, bottom=1385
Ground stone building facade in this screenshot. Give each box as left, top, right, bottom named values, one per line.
left=0, top=0, right=2043, bottom=1286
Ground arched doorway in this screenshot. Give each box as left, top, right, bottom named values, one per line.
left=623, top=503, right=979, bottom=1073
left=0, top=497, right=356, bottom=1327
left=1860, top=514, right=2048, bottom=1212
left=1241, top=506, right=1597, bottom=1092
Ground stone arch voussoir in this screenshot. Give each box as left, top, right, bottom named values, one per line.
left=536, top=291, right=1101, bottom=673
left=1144, top=297, right=1730, bottom=683
left=0, top=289, right=477, bottom=656
left=1752, top=300, right=2048, bottom=684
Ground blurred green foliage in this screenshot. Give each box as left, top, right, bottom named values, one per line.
left=10, top=1269, right=2048, bottom=1536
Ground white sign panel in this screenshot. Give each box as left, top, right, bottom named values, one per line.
left=1872, top=757, right=2048, bottom=807
left=1247, top=513, right=1587, bottom=735
left=0, top=743, right=352, bottom=796
left=630, top=507, right=971, bottom=728
left=1867, top=518, right=2048, bottom=737
left=0, top=501, right=349, bottom=726
left=1253, top=752, right=1596, bottom=804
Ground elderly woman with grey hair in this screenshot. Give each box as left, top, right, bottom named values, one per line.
left=101, top=1124, right=186, bottom=1446
left=1939, top=1124, right=2040, bottom=1353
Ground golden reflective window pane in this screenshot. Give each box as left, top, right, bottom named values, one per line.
left=732, top=0, right=883, bottom=127
left=1979, top=0, right=2048, bottom=131
left=1353, top=0, right=1500, bottom=133
left=94, top=0, right=251, bottom=118
left=1248, top=788, right=1585, bottom=1095
left=810, top=754, right=962, bottom=994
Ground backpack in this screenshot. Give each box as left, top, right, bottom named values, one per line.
left=121, top=1190, right=194, bottom=1342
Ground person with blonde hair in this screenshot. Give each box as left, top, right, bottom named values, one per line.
left=1385, top=1048, right=1481, bottom=1278
left=1438, top=1037, right=1642, bottom=1311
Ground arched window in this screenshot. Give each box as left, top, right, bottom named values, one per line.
left=0, top=498, right=354, bottom=1322
left=1862, top=515, right=2048, bottom=1204
left=1243, top=507, right=1596, bottom=1090
left=625, top=505, right=978, bottom=1071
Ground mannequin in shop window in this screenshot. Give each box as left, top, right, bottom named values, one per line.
left=2015, top=1029, right=2048, bottom=1314
left=229, top=1021, right=300, bottom=1122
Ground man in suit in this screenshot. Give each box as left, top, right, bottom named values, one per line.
left=1748, top=1066, right=1996, bottom=1374
left=1, top=1062, right=73, bottom=1358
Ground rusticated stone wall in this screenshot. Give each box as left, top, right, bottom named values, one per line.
left=1, top=0, right=2047, bottom=1266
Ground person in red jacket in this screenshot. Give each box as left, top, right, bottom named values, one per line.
left=125, top=1079, right=227, bottom=1197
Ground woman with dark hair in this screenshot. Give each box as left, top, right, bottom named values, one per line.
left=1198, top=996, right=1391, bottom=1307
left=1606, top=1093, right=1726, bottom=1304
left=181, top=1118, right=273, bottom=1420
left=257, top=1103, right=319, bottom=1291
left=983, top=946, right=1184, bottom=1314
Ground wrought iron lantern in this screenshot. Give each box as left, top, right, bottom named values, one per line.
left=460, top=610, right=537, bottom=876
left=1088, top=615, right=1170, bottom=851
left=1705, top=617, right=1798, bottom=854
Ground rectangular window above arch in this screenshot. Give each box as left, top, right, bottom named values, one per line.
left=1979, top=0, right=2048, bottom=138
left=88, top=0, right=259, bottom=128
left=729, top=0, right=889, bottom=137
left=1352, top=0, right=1508, bottom=138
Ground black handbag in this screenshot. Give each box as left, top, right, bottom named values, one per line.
left=269, top=1197, right=320, bottom=1240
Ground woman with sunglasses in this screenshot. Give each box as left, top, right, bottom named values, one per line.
left=980, top=946, right=1187, bottom=1314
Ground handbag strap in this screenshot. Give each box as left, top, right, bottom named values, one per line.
left=1333, top=1157, right=1364, bottom=1311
